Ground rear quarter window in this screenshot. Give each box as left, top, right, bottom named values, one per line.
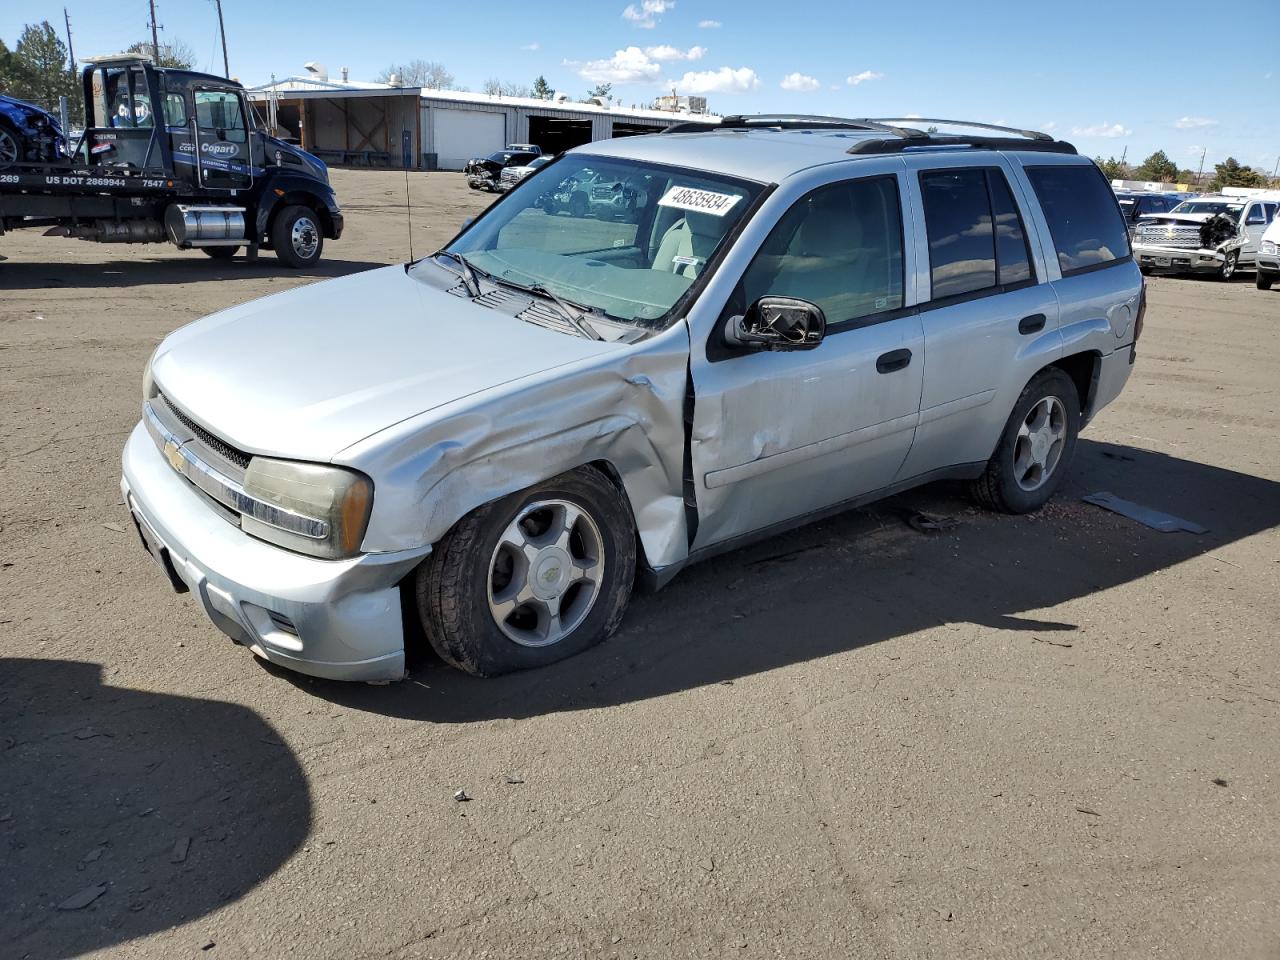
left=1026, top=165, right=1131, bottom=276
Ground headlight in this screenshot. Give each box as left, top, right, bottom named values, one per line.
left=240, top=458, right=373, bottom=560
left=142, top=352, right=158, bottom=402
left=1263, top=240, right=1277, bottom=255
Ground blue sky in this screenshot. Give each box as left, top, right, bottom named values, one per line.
left=5, top=0, right=1276, bottom=173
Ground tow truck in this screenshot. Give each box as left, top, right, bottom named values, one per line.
left=0, top=54, right=342, bottom=267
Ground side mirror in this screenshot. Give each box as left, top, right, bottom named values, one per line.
left=460, top=217, right=475, bottom=229
left=725, top=297, right=826, bottom=351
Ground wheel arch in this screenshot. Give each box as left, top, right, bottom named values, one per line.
left=1050, top=350, right=1101, bottom=419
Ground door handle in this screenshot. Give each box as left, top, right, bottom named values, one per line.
left=876, top=348, right=912, bottom=374
left=1019, top=313, right=1047, bottom=335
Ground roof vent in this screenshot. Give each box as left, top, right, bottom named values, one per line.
left=388, top=72, right=401, bottom=87
left=303, top=61, right=328, bottom=81
left=341, top=66, right=349, bottom=82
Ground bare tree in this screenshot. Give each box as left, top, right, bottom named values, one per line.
left=127, top=39, right=195, bottom=69
left=378, top=59, right=454, bottom=90
left=482, top=77, right=531, bottom=98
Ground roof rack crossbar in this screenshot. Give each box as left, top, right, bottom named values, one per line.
left=861, top=117, right=1053, bottom=141
left=846, top=135, right=1077, bottom=157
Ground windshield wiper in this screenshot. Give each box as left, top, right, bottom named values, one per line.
left=525, top=283, right=605, bottom=341
left=434, top=250, right=481, bottom=297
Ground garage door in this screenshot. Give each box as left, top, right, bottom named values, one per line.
left=432, top=109, right=505, bottom=170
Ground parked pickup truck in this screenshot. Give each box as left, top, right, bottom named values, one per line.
left=465, top=144, right=542, bottom=191
left=1132, top=193, right=1279, bottom=280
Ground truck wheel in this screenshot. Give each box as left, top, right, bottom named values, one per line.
left=1217, top=250, right=1238, bottom=282
left=0, top=123, right=20, bottom=169
left=1258, top=272, right=1274, bottom=291
left=416, top=468, right=637, bottom=677
left=200, top=246, right=240, bottom=260
left=970, top=368, right=1080, bottom=515
left=271, top=205, right=323, bottom=268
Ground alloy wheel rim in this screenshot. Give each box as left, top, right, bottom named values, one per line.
left=1223, top=255, right=1236, bottom=279
left=291, top=217, right=319, bottom=259
left=1013, top=395, right=1067, bottom=492
left=0, top=131, right=18, bottom=165
left=487, top=499, right=605, bottom=648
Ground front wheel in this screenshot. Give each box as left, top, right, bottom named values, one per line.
left=416, top=468, right=637, bottom=677
left=1258, top=272, right=1275, bottom=291
left=970, top=369, right=1081, bottom=514
left=1217, top=250, right=1239, bottom=282
left=271, top=204, right=323, bottom=268
left=0, top=124, right=20, bottom=169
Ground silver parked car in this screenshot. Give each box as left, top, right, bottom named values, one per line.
left=122, top=116, right=1143, bottom=682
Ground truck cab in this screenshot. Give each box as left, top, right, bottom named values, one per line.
left=0, top=55, right=342, bottom=267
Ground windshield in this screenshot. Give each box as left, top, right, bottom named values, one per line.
left=435, top=154, right=764, bottom=327
left=1172, top=201, right=1244, bottom=219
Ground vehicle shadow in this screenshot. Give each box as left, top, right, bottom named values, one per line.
left=0, top=659, right=310, bottom=959
left=279, top=439, right=1280, bottom=723
left=0, top=255, right=387, bottom=290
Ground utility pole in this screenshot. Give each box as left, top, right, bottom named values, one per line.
left=1195, top=148, right=1207, bottom=190
left=63, top=8, right=75, bottom=72
left=149, top=0, right=161, bottom=63
left=214, top=0, right=230, bottom=78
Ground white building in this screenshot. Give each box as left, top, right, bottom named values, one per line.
left=245, top=74, right=719, bottom=170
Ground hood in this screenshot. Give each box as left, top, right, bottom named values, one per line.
left=0, top=94, right=60, bottom=129
left=152, top=265, right=618, bottom=461
left=1140, top=212, right=1219, bottom=226
left=263, top=134, right=329, bottom=183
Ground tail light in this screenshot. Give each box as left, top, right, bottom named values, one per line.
left=1133, top=279, right=1146, bottom=343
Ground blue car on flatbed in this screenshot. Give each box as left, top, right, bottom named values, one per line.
left=0, top=93, right=66, bottom=168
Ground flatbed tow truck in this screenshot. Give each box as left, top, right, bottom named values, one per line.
left=0, top=54, right=342, bottom=268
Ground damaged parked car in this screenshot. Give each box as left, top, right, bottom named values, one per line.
left=464, top=143, right=542, bottom=191
left=0, top=93, right=65, bottom=168
left=122, top=116, right=1142, bottom=683
left=1132, top=193, right=1279, bottom=280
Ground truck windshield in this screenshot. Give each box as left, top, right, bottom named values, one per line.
left=1172, top=201, right=1244, bottom=220
left=428, top=154, right=763, bottom=328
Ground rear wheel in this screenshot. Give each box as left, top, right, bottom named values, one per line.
left=271, top=204, right=322, bottom=268
left=971, top=368, right=1081, bottom=514
left=416, top=468, right=636, bottom=677
left=200, top=245, right=240, bottom=260
left=1258, top=272, right=1275, bottom=291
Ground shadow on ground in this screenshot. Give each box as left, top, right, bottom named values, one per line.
left=283, top=439, right=1280, bottom=722
left=0, top=659, right=310, bottom=959
left=0, top=255, right=385, bottom=290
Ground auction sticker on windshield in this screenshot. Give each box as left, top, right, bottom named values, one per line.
left=658, top=185, right=742, bottom=215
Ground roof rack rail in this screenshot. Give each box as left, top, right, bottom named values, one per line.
left=847, top=135, right=1077, bottom=156
left=861, top=118, right=1053, bottom=141
left=661, top=114, right=928, bottom=140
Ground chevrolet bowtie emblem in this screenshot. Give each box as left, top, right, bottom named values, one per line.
left=163, top=439, right=185, bottom=472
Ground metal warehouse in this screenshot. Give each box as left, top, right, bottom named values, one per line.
left=245, top=73, right=710, bottom=171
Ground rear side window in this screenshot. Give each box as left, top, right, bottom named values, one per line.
left=919, top=167, right=1034, bottom=299
left=739, top=175, right=904, bottom=325
left=1026, top=165, right=1130, bottom=275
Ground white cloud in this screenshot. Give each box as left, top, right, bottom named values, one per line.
left=780, top=72, right=820, bottom=92
left=1175, top=116, right=1218, bottom=129
left=671, top=66, right=760, bottom=95
left=622, top=0, right=674, bottom=28
left=903, top=112, right=923, bottom=119
left=698, top=19, right=721, bottom=28
left=1071, top=121, right=1131, bottom=138
left=645, top=44, right=705, bottom=61
left=521, top=42, right=540, bottom=51
left=1041, top=121, right=1057, bottom=132
left=579, top=47, right=663, bottom=83
left=847, top=70, right=884, bottom=86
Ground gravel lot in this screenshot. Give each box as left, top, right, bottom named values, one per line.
left=2, top=168, right=1278, bottom=960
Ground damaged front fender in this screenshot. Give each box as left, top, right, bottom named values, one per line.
left=336, top=321, right=694, bottom=572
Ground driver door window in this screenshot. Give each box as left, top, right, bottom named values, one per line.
left=738, top=176, right=904, bottom=326
left=194, top=91, right=247, bottom=143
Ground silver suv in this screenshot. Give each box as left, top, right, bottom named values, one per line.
left=122, top=116, right=1143, bottom=682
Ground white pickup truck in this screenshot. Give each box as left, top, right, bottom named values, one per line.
left=1132, top=193, right=1279, bottom=280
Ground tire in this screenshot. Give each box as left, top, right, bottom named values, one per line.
left=970, top=368, right=1081, bottom=514
left=270, top=204, right=323, bottom=268
left=569, top=192, right=588, bottom=218
left=1258, top=272, right=1275, bottom=291
left=0, top=122, right=22, bottom=170
left=200, top=246, right=240, bottom=260
left=416, top=467, right=637, bottom=677
left=1217, top=250, right=1239, bottom=282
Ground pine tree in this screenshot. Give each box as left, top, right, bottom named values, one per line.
left=532, top=75, right=552, bottom=100
left=12, top=21, right=76, bottom=108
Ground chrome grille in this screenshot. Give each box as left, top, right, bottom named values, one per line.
left=157, top=393, right=251, bottom=468
left=1137, top=226, right=1202, bottom=249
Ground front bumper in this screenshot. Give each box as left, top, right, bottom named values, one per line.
left=121, top=422, right=428, bottom=682
left=1257, top=253, right=1279, bottom=275
left=1133, top=243, right=1226, bottom=274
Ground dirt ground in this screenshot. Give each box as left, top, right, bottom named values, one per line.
left=2, top=168, right=1278, bottom=960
